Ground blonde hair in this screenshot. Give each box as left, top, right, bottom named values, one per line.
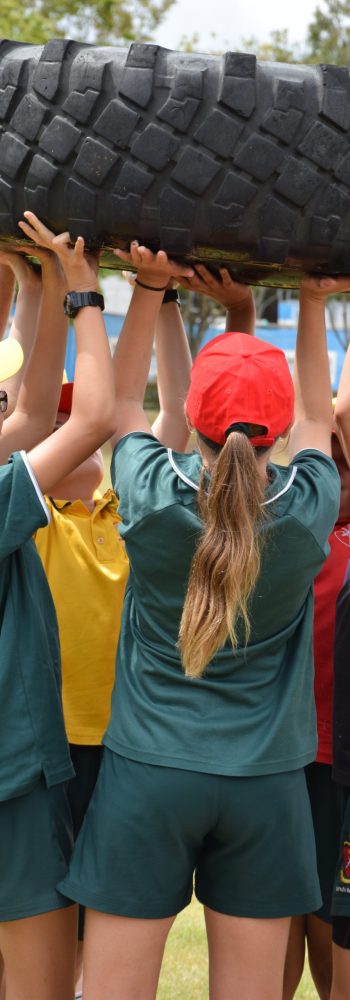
left=179, top=432, right=266, bottom=678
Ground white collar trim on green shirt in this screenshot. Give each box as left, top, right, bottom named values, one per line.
left=167, top=448, right=298, bottom=506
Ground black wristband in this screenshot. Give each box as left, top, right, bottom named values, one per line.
left=135, top=278, right=168, bottom=291
left=162, top=289, right=181, bottom=305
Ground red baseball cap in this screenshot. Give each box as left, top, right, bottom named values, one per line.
left=58, top=381, right=73, bottom=414
left=186, top=332, right=294, bottom=447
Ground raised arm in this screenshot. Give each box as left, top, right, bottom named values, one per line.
left=289, top=276, right=350, bottom=460
left=0, top=249, right=69, bottom=463
left=3, top=212, right=116, bottom=495
left=152, top=266, right=255, bottom=452
left=334, top=328, right=350, bottom=466
left=110, top=242, right=193, bottom=445
left=0, top=261, right=15, bottom=342
left=0, top=253, right=42, bottom=416
left=180, top=265, right=256, bottom=336
left=152, top=287, right=192, bottom=451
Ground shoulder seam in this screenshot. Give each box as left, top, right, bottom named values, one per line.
left=19, top=451, right=50, bottom=524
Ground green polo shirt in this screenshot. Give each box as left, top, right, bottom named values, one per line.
left=106, top=433, right=340, bottom=777
left=0, top=451, right=74, bottom=801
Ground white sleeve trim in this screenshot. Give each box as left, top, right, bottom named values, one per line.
left=19, top=451, right=51, bottom=524
left=262, top=465, right=297, bottom=506
left=167, top=448, right=199, bottom=491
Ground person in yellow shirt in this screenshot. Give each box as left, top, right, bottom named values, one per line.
left=36, top=381, right=128, bottom=749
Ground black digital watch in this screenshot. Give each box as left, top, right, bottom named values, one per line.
left=63, top=291, right=105, bottom=318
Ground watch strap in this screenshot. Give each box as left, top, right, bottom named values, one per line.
left=162, top=289, right=181, bottom=305
left=63, top=291, right=105, bottom=317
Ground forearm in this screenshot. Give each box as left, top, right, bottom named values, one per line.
left=335, top=342, right=350, bottom=463
left=294, top=293, right=333, bottom=427
left=180, top=265, right=255, bottom=336
left=16, top=268, right=68, bottom=432
left=288, top=289, right=334, bottom=459
left=0, top=214, right=118, bottom=486
left=152, top=302, right=192, bottom=449
left=111, top=242, right=194, bottom=441
left=1, top=274, right=41, bottom=415
left=68, top=306, right=115, bottom=432
left=27, top=306, right=116, bottom=494
left=225, top=293, right=256, bottom=336
left=114, top=285, right=164, bottom=404
left=0, top=265, right=15, bottom=340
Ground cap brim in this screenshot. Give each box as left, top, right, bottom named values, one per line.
left=0, top=338, right=24, bottom=381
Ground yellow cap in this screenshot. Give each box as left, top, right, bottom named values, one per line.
left=0, top=338, right=24, bottom=381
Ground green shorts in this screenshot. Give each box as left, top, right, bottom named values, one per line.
left=68, top=744, right=103, bottom=839
left=0, top=776, right=73, bottom=922
left=59, top=749, right=321, bottom=920
left=68, top=744, right=103, bottom=940
left=305, top=762, right=346, bottom=924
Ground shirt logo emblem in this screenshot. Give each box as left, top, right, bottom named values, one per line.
left=340, top=839, right=350, bottom=884
left=335, top=524, right=350, bottom=548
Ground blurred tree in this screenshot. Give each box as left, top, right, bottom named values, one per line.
left=242, top=29, right=298, bottom=63
left=243, top=0, right=350, bottom=66
left=326, top=297, right=350, bottom=350
left=306, top=0, right=350, bottom=64
left=179, top=284, right=286, bottom=360
left=0, top=0, right=176, bottom=45
left=180, top=288, right=225, bottom=358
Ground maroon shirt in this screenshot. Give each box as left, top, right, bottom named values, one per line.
left=314, top=519, right=350, bottom=764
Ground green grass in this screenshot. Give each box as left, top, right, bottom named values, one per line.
left=157, top=899, right=318, bottom=999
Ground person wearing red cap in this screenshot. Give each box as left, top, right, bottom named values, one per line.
left=58, top=245, right=343, bottom=999
left=0, top=211, right=118, bottom=1000
left=188, top=273, right=350, bottom=1000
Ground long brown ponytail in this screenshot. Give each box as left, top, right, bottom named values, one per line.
left=179, top=432, right=266, bottom=678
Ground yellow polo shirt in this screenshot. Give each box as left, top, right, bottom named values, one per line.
left=35, top=491, right=129, bottom=745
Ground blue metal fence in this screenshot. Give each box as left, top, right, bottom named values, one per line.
left=64, top=312, right=347, bottom=392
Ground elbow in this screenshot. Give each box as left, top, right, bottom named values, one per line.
left=103, top=396, right=117, bottom=439
left=28, top=412, right=57, bottom=443
left=86, top=401, right=116, bottom=445
left=334, top=411, right=350, bottom=464
left=103, top=410, right=118, bottom=442
left=334, top=398, right=350, bottom=424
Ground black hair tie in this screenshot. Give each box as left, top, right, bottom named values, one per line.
left=225, top=422, right=251, bottom=438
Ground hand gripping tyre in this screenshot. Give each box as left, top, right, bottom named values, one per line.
left=1, top=37, right=350, bottom=285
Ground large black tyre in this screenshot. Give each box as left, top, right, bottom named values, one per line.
left=1, top=38, right=350, bottom=284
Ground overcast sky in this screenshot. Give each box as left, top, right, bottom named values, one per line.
left=153, top=0, right=320, bottom=54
